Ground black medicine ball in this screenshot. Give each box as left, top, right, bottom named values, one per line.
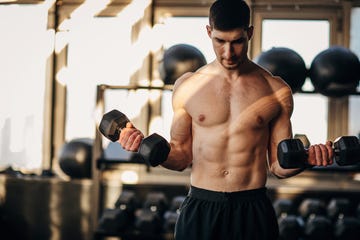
left=309, top=46, right=360, bottom=97
left=159, top=44, right=207, bottom=85
left=58, top=138, right=92, bottom=178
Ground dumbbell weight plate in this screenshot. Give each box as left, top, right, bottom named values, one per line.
left=334, top=136, right=360, bottom=166
left=277, top=138, right=307, bottom=169
left=99, top=110, right=130, bottom=142
left=139, top=133, right=171, bottom=167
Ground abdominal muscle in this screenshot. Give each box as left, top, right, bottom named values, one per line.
left=190, top=126, right=269, bottom=192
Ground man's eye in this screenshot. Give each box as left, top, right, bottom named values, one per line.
left=233, top=39, right=245, bottom=44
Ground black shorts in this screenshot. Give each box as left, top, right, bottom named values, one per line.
left=174, top=186, right=279, bottom=240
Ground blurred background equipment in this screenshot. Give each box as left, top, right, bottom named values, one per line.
left=94, top=185, right=188, bottom=240
left=309, top=46, right=360, bottom=97
left=97, top=190, right=139, bottom=235
left=58, top=138, right=93, bottom=179
left=159, top=44, right=207, bottom=85
left=298, top=198, right=333, bottom=239
left=327, top=198, right=360, bottom=240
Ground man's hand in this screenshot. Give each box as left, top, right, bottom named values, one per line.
left=118, top=122, right=144, bottom=152
left=307, top=141, right=334, bottom=166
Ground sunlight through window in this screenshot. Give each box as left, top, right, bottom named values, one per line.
left=0, top=4, right=51, bottom=170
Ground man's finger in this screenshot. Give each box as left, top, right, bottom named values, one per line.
left=320, top=145, right=329, bottom=166
left=314, top=145, right=322, bottom=165
left=308, top=146, right=316, bottom=165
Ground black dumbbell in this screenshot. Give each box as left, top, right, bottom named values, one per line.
left=299, top=198, right=333, bottom=240
left=99, top=109, right=170, bottom=167
left=278, top=215, right=304, bottom=240
left=273, top=199, right=304, bottom=240
left=299, top=198, right=327, bottom=220
left=277, top=136, right=360, bottom=169
left=97, top=190, right=138, bottom=234
left=163, top=196, right=186, bottom=233
left=327, top=198, right=352, bottom=222
left=273, top=199, right=296, bottom=218
left=327, top=198, right=360, bottom=240
left=135, top=192, right=169, bottom=234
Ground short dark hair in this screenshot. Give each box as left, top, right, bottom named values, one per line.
left=209, top=0, right=250, bottom=30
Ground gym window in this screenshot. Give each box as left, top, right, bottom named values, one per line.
left=349, top=7, right=360, bottom=138
left=0, top=4, right=50, bottom=170
left=64, top=17, right=136, bottom=141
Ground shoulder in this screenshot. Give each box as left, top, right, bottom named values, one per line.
left=173, top=63, right=215, bottom=93
left=251, top=61, right=289, bottom=90
left=269, top=78, right=293, bottom=115
left=171, top=63, right=216, bottom=109
left=251, top=61, right=293, bottom=112
left=251, top=61, right=293, bottom=98
left=172, top=72, right=194, bottom=92
left=171, top=70, right=200, bottom=109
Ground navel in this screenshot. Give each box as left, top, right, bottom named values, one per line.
left=198, top=114, right=206, bottom=122
left=222, top=170, right=229, bottom=176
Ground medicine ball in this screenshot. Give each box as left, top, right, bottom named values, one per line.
left=159, top=44, right=207, bottom=85
left=255, top=47, right=307, bottom=93
left=309, top=46, right=360, bottom=97
left=58, top=138, right=92, bottom=178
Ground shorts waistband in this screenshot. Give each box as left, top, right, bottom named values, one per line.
left=188, top=185, right=267, bottom=202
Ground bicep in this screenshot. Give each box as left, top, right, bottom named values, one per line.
left=170, top=73, right=193, bottom=146
left=162, top=107, right=192, bottom=171
left=164, top=72, right=194, bottom=170
left=268, top=88, right=294, bottom=168
left=267, top=87, right=305, bottom=178
left=170, top=108, right=192, bottom=148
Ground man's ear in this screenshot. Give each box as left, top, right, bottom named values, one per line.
left=206, top=25, right=212, bottom=38
left=247, top=26, right=254, bottom=40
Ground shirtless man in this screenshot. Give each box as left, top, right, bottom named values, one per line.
left=119, top=1, right=333, bottom=239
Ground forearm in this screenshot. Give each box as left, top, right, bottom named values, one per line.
left=269, top=161, right=305, bottom=179
left=161, top=141, right=192, bottom=171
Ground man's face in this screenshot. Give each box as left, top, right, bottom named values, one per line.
left=206, top=26, right=253, bottom=70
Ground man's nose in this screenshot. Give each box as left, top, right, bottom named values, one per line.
left=223, top=43, right=233, bottom=58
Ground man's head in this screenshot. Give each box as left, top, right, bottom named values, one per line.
left=207, top=1, right=253, bottom=70
left=209, top=0, right=250, bottom=31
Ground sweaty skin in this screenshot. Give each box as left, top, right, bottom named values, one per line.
left=119, top=27, right=333, bottom=192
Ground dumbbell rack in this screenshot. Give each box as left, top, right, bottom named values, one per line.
left=93, top=184, right=188, bottom=240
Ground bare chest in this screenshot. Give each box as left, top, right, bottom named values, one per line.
left=185, top=81, right=281, bottom=129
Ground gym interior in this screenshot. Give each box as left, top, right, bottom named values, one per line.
left=0, top=0, right=360, bottom=239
